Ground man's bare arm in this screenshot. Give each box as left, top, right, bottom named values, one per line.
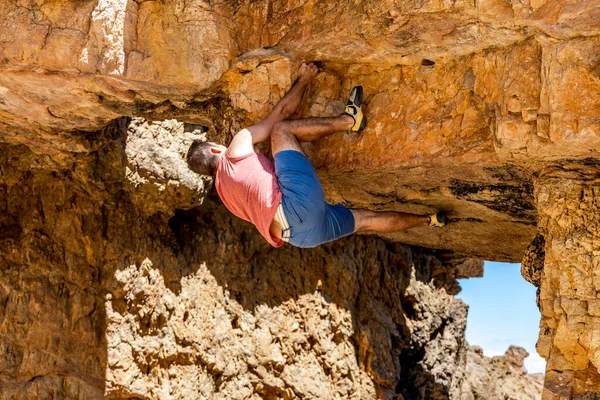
left=227, top=63, right=318, bottom=158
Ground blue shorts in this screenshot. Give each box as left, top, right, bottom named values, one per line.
left=274, top=150, right=355, bottom=248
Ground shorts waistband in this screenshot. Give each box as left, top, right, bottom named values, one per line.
left=276, top=203, right=291, bottom=242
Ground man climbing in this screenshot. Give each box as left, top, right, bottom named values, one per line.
left=186, top=62, right=447, bottom=248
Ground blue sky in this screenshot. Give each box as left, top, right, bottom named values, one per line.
left=457, top=261, right=546, bottom=374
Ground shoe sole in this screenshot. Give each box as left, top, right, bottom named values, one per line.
left=348, top=86, right=363, bottom=108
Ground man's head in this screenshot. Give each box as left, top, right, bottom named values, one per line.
left=186, top=140, right=226, bottom=176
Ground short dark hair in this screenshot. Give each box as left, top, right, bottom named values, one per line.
left=186, top=140, right=218, bottom=176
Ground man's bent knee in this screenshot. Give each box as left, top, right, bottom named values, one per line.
left=350, top=209, right=381, bottom=233
left=272, top=120, right=291, bottom=136
left=272, top=121, right=303, bottom=154
left=350, top=209, right=367, bottom=233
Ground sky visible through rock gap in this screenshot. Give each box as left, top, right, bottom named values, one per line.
left=458, top=261, right=546, bottom=374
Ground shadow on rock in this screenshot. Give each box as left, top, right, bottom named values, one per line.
left=0, top=118, right=469, bottom=400
left=154, top=194, right=469, bottom=399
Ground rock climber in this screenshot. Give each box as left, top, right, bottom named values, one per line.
left=186, top=62, right=447, bottom=248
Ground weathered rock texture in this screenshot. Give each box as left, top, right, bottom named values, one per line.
left=0, top=0, right=598, bottom=261
left=534, top=167, right=600, bottom=400
left=1, top=0, right=599, bottom=397
left=0, top=119, right=475, bottom=399
left=460, top=345, right=544, bottom=400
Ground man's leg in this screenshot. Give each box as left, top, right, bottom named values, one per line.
left=351, top=209, right=431, bottom=233
left=271, top=115, right=354, bottom=154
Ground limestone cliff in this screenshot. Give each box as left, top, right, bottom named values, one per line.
left=1, top=0, right=599, bottom=398
left=460, top=345, right=544, bottom=400
left=0, top=119, right=473, bottom=399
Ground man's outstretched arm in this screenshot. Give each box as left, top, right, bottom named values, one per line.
left=227, top=63, right=318, bottom=158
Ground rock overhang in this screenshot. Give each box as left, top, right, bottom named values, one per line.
left=1, top=0, right=600, bottom=262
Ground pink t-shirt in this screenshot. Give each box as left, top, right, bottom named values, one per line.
left=215, top=150, right=283, bottom=247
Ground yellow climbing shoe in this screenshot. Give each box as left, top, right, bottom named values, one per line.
left=343, top=86, right=367, bottom=133
left=429, top=212, right=448, bottom=227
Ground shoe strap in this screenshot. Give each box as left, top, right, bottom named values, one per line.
left=344, top=105, right=358, bottom=118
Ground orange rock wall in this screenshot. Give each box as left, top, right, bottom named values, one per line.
left=1, top=0, right=599, bottom=260
left=1, top=0, right=600, bottom=398
left=535, top=167, right=600, bottom=399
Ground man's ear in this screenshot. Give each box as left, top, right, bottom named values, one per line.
left=210, top=147, right=222, bottom=154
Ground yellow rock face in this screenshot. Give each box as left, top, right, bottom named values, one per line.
left=1, top=0, right=600, bottom=397
left=1, top=1, right=599, bottom=261
left=535, top=174, right=600, bottom=399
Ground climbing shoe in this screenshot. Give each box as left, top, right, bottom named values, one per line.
left=429, top=212, right=448, bottom=227
left=343, top=86, right=367, bottom=133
